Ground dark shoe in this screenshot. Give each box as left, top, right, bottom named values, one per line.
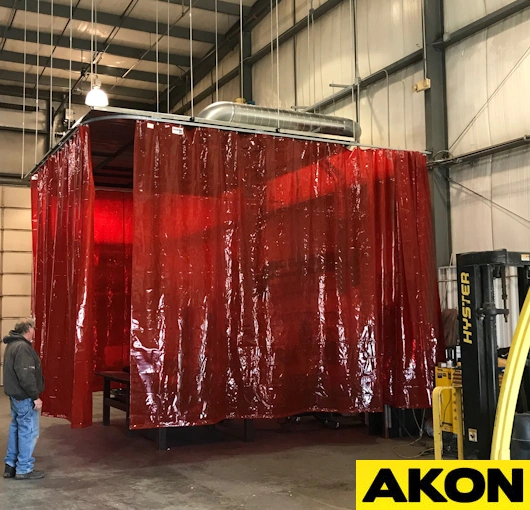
left=15, top=471, right=45, bottom=480
left=3, top=464, right=15, bottom=478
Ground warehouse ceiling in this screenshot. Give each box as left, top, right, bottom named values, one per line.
left=0, top=0, right=270, bottom=112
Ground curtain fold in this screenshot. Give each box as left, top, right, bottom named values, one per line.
left=32, top=126, right=95, bottom=428
left=130, top=122, right=443, bottom=429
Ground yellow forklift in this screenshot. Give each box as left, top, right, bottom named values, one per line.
left=433, top=250, right=530, bottom=461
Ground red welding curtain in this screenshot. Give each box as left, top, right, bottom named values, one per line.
left=130, top=122, right=442, bottom=429
left=31, top=126, right=95, bottom=428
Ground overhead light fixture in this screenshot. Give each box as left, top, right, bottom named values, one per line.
left=85, top=78, right=108, bottom=107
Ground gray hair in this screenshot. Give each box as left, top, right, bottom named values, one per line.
left=13, top=318, right=36, bottom=335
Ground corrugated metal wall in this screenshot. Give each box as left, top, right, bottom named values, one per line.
left=446, top=10, right=530, bottom=156
left=175, top=45, right=242, bottom=113
left=182, top=0, right=426, bottom=151
left=444, top=0, right=515, bottom=32
left=0, top=95, right=47, bottom=177
left=252, top=0, right=425, bottom=151
left=178, top=0, right=530, bottom=259
left=446, top=6, right=530, bottom=255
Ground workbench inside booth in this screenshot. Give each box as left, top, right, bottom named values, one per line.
left=29, top=108, right=443, bottom=444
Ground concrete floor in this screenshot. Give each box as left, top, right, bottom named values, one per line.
left=0, top=393, right=427, bottom=510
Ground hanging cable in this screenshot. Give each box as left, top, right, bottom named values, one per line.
left=311, top=8, right=316, bottom=107
left=349, top=0, right=355, bottom=122
left=215, top=0, right=219, bottom=102
left=68, top=0, right=72, bottom=128
left=156, top=0, right=160, bottom=112
left=275, top=0, right=280, bottom=125
left=270, top=0, right=274, bottom=100
left=307, top=7, right=311, bottom=105
left=95, top=0, right=98, bottom=79
left=239, top=0, right=244, bottom=99
left=21, top=0, right=27, bottom=178
left=50, top=0, right=54, bottom=147
left=167, top=0, right=170, bottom=112
left=317, top=12, right=324, bottom=110
left=35, top=0, right=40, bottom=164
left=189, top=0, right=194, bottom=118
left=90, top=0, right=94, bottom=90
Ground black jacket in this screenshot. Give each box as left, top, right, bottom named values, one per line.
left=3, top=332, right=44, bottom=401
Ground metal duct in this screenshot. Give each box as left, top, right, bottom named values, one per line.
left=196, top=101, right=361, bottom=140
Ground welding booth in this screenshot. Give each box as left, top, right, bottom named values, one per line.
left=30, top=107, right=443, bottom=432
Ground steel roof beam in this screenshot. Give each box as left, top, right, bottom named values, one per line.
left=0, top=69, right=156, bottom=101
left=0, top=83, right=150, bottom=109
left=0, top=49, right=174, bottom=84
left=0, top=24, right=197, bottom=68
left=0, top=0, right=217, bottom=44
left=170, top=0, right=251, bottom=17
left=434, top=0, right=530, bottom=48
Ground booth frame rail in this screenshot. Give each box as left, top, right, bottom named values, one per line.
left=24, top=106, right=431, bottom=180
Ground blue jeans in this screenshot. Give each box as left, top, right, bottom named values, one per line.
left=4, top=397, right=40, bottom=475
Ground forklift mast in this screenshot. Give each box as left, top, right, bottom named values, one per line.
left=457, top=250, right=530, bottom=459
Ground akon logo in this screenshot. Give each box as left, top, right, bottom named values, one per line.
left=363, top=468, right=522, bottom=503
left=356, top=461, right=529, bottom=509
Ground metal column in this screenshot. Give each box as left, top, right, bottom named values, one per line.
left=424, top=0, right=452, bottom=267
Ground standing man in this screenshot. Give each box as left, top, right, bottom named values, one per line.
left=3, top=318, right=44, bottom=480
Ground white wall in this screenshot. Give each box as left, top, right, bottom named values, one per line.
left=0, top=96, right=90, bottom=177
left=179, top=0, right=426, bottom=150
left=250, top=0, right=425, bottom=149
left=176, top=45, right=242, bottom=115
left=0, top=187, right=33, bottom=386
left=450, top=146, right=530, bottom=254
left=0, top=96, right=47, bottom=176
left=446, top=7, right=530, bottom=256
left=446, top=9, right=530, bottom=157
left=444, top=0, right=514, bottom=32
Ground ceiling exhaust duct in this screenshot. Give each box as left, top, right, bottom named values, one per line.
left=196, top=102, right=361, bottom=140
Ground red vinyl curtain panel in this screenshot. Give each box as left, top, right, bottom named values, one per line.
left=130, top=121, right=443, bottom=429
left=31, top=126, right=95, bottom=428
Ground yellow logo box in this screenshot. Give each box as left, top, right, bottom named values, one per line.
left=356, top=461, right=530, bottom=509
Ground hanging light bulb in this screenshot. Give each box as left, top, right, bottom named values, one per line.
left=85, top=78, right=108, bottom=107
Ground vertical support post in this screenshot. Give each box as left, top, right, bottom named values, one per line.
left=243, top=419, right=254, bottom=442
left=518, top=266, right=530, bottom=312
left=458, top=253, right=504, bottom=459
left=454, top=387, right=464, bottom=460
left=433, top=386, right=449, bottom=460
left=242, top=31, right=253, bottom=102
left=481, top=264, right=501, bottom=428
left=157, top=428, right=167, bottom=450
left=102, top=378, right=110, bottom=426
left=424, top=0, right=452, bottom=267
